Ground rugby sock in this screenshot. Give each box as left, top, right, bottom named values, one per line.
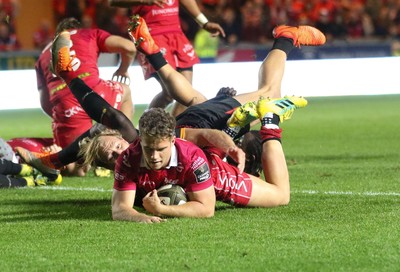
left=146, top=52, right=167, bottom=71
left=0, top=175, right=28, bottom=188
left=55, top=125, right=102, bottom=166
left=0, top=159, right=22, bottom=175
left=259, top=127, right=282, bottom=144
left=68, top=78, right=138, bottom=142
left=69, top=78, right=119, bottom=124
left=222, top=126, right=240, bottom=139
left=19, top=164, right=33, bottom=176
left=261, top=113, right=280, bottom=129
left=272, top=37, right=295, bottom=56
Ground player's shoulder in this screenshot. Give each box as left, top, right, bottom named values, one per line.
left=175, top=138, right=206, bottom=158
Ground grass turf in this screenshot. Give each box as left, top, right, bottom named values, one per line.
left=0, top=95, right=399, bottom=271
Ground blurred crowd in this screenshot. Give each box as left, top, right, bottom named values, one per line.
left=2, top=0, right=400, bottom=51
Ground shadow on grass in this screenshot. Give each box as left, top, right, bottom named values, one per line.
left=0, top=198, right=112, bottom=223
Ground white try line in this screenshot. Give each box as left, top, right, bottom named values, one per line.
left=292, top=189, right=400, bottom=197
left=33, top=186, right=400, bottom=197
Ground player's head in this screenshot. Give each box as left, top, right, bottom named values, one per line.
left=79, top=130, right=129, bottom=170
left=139, top=108, right=176, bottom=170
left=55, top=17, right=81, bottom=34
left=238, top=130, right=262, bottom=177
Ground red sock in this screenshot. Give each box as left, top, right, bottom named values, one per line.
left=259, top=127, right=282, bottom=144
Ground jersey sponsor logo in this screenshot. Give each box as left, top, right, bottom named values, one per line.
left=64, top=106, right=84, bottom=118
left=194, top=163, right=211, bottom=183
left=219, top=174, right=249, bottom=193
left=151, top=7, right=178, bottom=16
left=191, top=156, right=206, bottom=170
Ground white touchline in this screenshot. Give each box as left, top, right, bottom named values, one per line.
left=32, top=186, right=400, bottom=197
left=33, top=186, right=113, bottom=192
left=293, top=189, right=400, bottom=197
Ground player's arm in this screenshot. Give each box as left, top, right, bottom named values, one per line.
left=112, top=189, right=166, bottom=223
left=109, top=0, right=166, bottom=8
left=143, top=186, right=215, bottom=218
left=183, top=128, right=245, bottom=173
left=104, top=35, right=136, bottom=78
left=179, top=0, right=225, bottom=37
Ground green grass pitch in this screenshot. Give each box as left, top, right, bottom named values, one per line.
left=0, top=95, right=399, bottom=271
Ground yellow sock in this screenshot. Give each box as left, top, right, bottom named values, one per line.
left=24, top=176, right=35, bottom=187
left=19, top=164, right=33, bottom=176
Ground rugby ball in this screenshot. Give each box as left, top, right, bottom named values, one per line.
left=157, top=184, right=187, bottom=206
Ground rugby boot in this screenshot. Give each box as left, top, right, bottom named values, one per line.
left=257, top=96, right=308, bottom=123
left=15, top=147, right=62, bottom=184
left=94, top=166, right=111, bottom=178
left=51, top=31, right=79, bottom=80
left=273, top=25, right=326, bottom=47
left=226, top=101, right=259, bottom=128
left=24, top=174, right=62, bottom=186
left=128, top=15, right=160, bottom=55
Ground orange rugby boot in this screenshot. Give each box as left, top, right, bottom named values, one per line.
left=128, top=15, right=160, bottom=55
left=50, top=31, right=79, bottom=78
left=273, top=25, right=326, bottom=47
left=15, top=147, right=61, bottom=182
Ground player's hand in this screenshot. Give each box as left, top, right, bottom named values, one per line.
left=42, top=144, right=62, bottom=154
left=143, top=189, right=164, bottom=216
left=112, top=70, right=131, bottom=85
left=226, top=146, right=245, bottom=173
left=204, top=22, right=226, bottom=38
left=135, top=214, right=166, bottom=223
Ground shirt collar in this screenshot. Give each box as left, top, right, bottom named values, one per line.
left=140, top=144, right=178, bottom=169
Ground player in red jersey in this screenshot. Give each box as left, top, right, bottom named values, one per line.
left=109, top=0, right=225, bottom=116
left=34, top=17, right=136, bottom=176
left=112, top=108, right=216, bottom=222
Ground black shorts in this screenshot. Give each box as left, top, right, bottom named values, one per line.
left=175, top=96, right=250, bottom=139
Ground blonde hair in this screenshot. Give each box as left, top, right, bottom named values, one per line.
left=78, top=129, right=123, bottom=169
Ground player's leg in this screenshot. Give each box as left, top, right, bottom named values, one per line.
left=245, top=95, right=308, bottom=207
left=119, top=83, right=134, bottom=121
left=233, top=25, right=326, bottom=105
left=0, top=159, right=60, bottom=187
left=169, top=69, right=194, bottom=116
left=128, top=15, right=207, bottom=110
left=15, top=123, right=109, bottom=178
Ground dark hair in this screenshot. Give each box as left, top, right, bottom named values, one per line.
left=55, top=17, right=81, bottom=34
left=235, top=130, right=262, bottom=177
left=139, top=108, right=176, bottom=139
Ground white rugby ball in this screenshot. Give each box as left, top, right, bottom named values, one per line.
left=157, top=184, right=188, bottom=206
